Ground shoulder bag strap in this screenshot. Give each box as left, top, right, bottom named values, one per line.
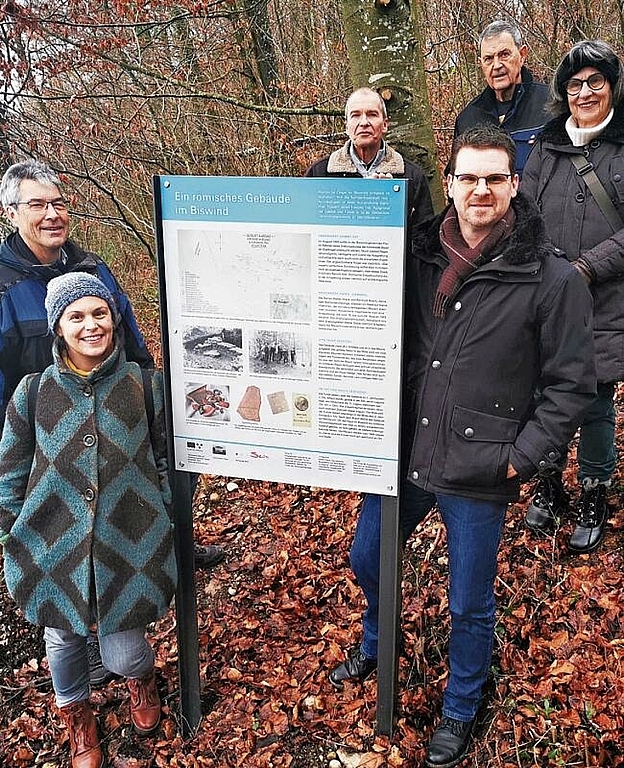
left=570, top=154, right=623, bottom=233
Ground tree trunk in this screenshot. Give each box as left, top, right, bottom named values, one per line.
left=339, top=0, right=445, bottom=210
left=243, top=0, right=279, bottom=99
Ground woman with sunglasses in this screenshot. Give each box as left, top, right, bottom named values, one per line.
left=522, top=40, right=624, bottom=553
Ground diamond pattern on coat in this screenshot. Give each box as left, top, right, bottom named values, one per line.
left=105, top=374, right=144, bottom=430
left=97, top=432, right=134, bottom=491
left=49, top=544, right=91, bottom=615
left=0, top=408, right=34, bottom=473
left=27, top=493, right=76, bottom=547
left=109, top=488, right=158, bottom=543
left=117, top=595, right=160, bottom=632
left=37, top=378, right=74, bottom=434
left=53, top=431, right=90, bottom=489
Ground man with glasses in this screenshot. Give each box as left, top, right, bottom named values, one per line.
left=329, top=126, right=595, bottom=768
left=453, top=20, right=549, bottom=176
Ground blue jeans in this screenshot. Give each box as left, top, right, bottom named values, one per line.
left=577, top=382, right=616, bottom=482
left=350, top=483, right=507, bottom=721
left=44, top=627, right=154, bottom=707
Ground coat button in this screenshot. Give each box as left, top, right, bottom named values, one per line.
left=548, top=451, right=557, bottom=460
left=83, top=434, right=96, bottom=447
left=84, top=488, right=95, bottom=502
left=82, top=385, right=93, bottom=396
left=421, top=417, right=429, bottom=426
left=412, top=470, right=419, bottom=481
left=614, top=173, right=622, bottom=182
left=454, top=301, right=462, bottom=311
left=539, top=460, right=546, bottom=468
left=464, top=427, right=474, bottom=438
left=575, top=192, right=585, bottom=203
left=432, top=360, right=441, bottom=369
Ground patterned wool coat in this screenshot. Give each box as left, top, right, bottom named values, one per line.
left=0, top=340, right=177, bottom=636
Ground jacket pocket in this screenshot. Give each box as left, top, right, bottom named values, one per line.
left=442, top=406, right=519, bottom=487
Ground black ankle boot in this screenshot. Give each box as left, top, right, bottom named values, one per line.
left=525, top=473, right=568, bottom=531
left=328, top=647, right=377, bottom=690
left=568, top=480, right=609, bottom=553
left=424, top=716, right=474, bottom=768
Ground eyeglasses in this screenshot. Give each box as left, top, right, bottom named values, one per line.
left=452, top=173, right=512, bottom=188
left=13, top=198, right=68, bottom=213
left=565, top=72, right=607, bottom=96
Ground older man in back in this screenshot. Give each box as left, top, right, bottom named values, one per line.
left=305, top=87, right=433, bottom=226
left=454, top=20, right=549, bottom=175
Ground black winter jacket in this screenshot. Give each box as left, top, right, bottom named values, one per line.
left=305, top=140, right=434, bottom=227
left=404, top=193, right=596, bottom=502
left=0, top=233, right=153, bottom=426
left=522, top=105, right=624, bottom=383
left=454, top=67, right=549, bottom=175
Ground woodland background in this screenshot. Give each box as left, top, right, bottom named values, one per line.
left=0, top=1, right=622, bottom=766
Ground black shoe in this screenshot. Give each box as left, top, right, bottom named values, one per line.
left=194, top=543, right=225, bottom=570
left=328, top=647, right=377, bottom=690
left=424, top=716, right=475, bottom=768
left=525, top=473, right=569, bottom=531
left=87, top=635, right=113, bottom=688
left=568, top=481, right=609, bottom=554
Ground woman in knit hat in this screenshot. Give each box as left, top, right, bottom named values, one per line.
left=0, top=272, right=177, bottom=768
left=522, top=40, right=624, bottom=554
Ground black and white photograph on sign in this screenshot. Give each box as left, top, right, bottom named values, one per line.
left=249, top=329, right=311, bottom=379
left=183, top=326, right=243, bottom=372
left=185, top=382, right=231, bottom=422
left=178, top=229, right=312, bottom=322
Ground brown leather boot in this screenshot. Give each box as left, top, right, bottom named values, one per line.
left=127, top=670, right=161, bottom=735
left=58, top=699, right=104, bottom=768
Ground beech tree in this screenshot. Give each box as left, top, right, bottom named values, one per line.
left=340, top=0, right=445, bottom=209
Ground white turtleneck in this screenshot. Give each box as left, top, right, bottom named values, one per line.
left=565, top=108, right=614, bottom=147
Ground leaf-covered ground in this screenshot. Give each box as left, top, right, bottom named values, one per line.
left=1, top=387, right=622, bottom=767
left=1, top=237, right=622, bottom=768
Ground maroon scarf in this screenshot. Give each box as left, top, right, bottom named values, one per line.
left=434, top=205, right=516, bottom=318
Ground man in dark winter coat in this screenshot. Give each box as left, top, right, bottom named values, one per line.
left=329, top=126, right=596, bottom=768
left=0, top=161, right=154, bottom=425
left=305, top=87, right=433, bottom=227
left=453, top=20, right=549, bottom=176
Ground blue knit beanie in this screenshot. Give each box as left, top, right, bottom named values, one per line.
left=45, top=272, right=120, bottom=332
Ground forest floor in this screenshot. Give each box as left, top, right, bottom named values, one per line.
left=1, top=253, right=622, bottom=767
left=0, top=392, right=622, bottom=767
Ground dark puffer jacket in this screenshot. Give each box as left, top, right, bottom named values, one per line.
left=404, top=193, right=596, bottom=502
left=522, top=105, right=624, bottom=383
left=0, top=233, right=153, bottom=427
left=454, top=67, right=549, bottom=175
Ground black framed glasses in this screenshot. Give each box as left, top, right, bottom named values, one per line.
left=14, top=198, right=68, bottom=213
left=565, top=72, right=607, bottom=96
left=452, top=173, right=512, bottom=188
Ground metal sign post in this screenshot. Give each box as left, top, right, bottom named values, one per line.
left=376, top=494, right=402, bottom=735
